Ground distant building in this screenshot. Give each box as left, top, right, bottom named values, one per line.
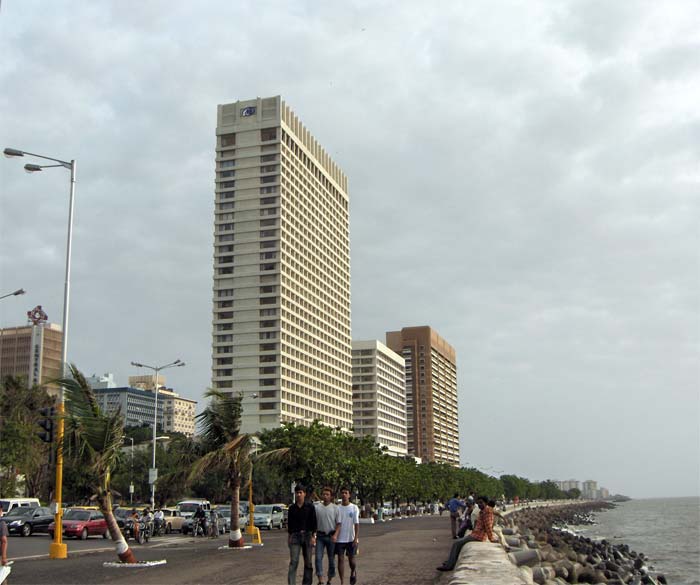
left=556, top=479, right=581, bottom=493
left=94, top=386, right=164, bottom=430
left=0, top=322, right=63, bottom=393
left=86, top=372, right=117, bottom=389
left=385, top=326, right=459, bottom=465
left=582, top=480, right=598, bottom=499
left=351, top=340, right=407, bottom=456
left=597, top=487, right=610, bottom=500
left=128, top=374, right=166, bottom=391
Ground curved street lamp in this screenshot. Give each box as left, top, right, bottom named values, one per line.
left=4, top=146, right=76, bottom=561
left=0, top=288, right=26, bottom=301
left=130, top=359, right=185, bottom=508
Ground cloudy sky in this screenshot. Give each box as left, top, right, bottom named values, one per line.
left=1, top=1, right=698, bottom=498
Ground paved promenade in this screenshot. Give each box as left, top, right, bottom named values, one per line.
left=8, top=514, right=452, bottom=585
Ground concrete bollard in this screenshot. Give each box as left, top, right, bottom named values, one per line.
left=509, top=548, right=542, bottom=567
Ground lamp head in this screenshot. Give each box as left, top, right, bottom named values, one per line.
left=13, top=289, right=26, bottom=296
left=3, top=147, right=24, bottom=158
left=24, top=163, right=43, bottom=173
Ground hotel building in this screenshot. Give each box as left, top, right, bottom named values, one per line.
left=211, top=96, right=352, bottom=434
left=351, top=340, right=407, bottom=456
left=385, top=326, right=459, bottom=465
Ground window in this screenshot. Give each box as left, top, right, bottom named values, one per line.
left=218, top=202, right=235, bottom=210
left=260, top=230, right=277, bottom=238
left=217, top=234, right=234, bottom=242
left=259, top=331, right=277, bottom=339
left=260, top=297, right=276, bottom=305
left=260, top=320, right=276, bottom=328
left=260, top=285, right=276, bottom=294
left=261, top=196, right=277, bottom=204
left=260, top=176, right=275, bottom=184
left=219, top=170, right=235, bottom=178
left=219, top=223, right=234, bottom=231
left=259, top=343, right=278, bottom=351
left=221, top=181, right=235, bottom=188
left=217, top=289, right=234, bottom=297
left=217, top=334, right=233, bottom=342
left=260, top=240, right=276, bottom=249
left=261, top=165, right=277, bottom=173
left=260, top=154, right=277, bottom=162
left=259, top=378, right=276, bottom=386
left=260, top=187, right=277, bottom=195
left=219, top=255, right=234, bottom=263
left=259, top=354, right=276, bottom=362
left=217, top=358, right=233, bottom=365
left=220, top=134, right=235, bottom=147
left=220, top=190, right=235, bottom=199
left=260, top=252, right=276, bottom=260
left=260, top=218, right=276, bottom=227
left=260, top=263, right=276, bottom=271
left=260, top=128, right=277, bottom=141
left=218, top=245, right=234, bottom=253
left=220, top=160, right=235, bottom=168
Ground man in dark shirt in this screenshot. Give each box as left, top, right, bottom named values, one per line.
left=287, top=484, right=317, bottom=585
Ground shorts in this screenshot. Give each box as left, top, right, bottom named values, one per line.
left=335, top=542, right=356, bottom=557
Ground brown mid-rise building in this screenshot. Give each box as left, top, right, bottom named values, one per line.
left=0, top=323, right=63, bottom=394
left=385, top=326, right=459, bottom=465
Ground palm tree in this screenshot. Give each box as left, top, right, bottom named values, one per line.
left=191, top=389, right=285, bottom=548
left=59, top=366, right=137, bottom=563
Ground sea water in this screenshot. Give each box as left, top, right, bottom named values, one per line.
left=574, top=497, right=700, bottom=585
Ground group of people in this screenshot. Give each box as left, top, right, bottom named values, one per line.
left=438, top=493, right=500, bottom=571
left=287, top=484, right=360, bottom=585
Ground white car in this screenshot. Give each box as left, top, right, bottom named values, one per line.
left=253, top=504, right=284, bottom=530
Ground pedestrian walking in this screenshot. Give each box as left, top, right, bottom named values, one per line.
left=335, top=487, right=359, bottom=585
left=0, top=504, right=8, bottom=566
left=288, top=484, right=317, bottom=585
left=314, top=486, right=341, bottom=585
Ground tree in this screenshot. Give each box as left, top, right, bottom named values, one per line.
left=190, top=389, right=271, bottom=547
left=0, top=376, right=53, bottom=499
left=60, top=366, right=137, bottom=563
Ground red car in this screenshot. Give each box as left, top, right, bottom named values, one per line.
left=48, top=508, right=109, bottom=540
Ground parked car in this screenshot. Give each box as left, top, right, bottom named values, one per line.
left=48, top=508, right=109, bottom=540
left=214, top=506, right=248, bottom=532
left=0, top=498, right=40, bottom=514
left=161, top=507, right=186, bottom=533
left=253, top=504, right=284, bottom=530
left=5, top=506, right=54, bottom=536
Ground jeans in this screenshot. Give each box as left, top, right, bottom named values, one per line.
left=315, top=533, right=336, bottom=579
left=289, top=532, right=314, bottom=585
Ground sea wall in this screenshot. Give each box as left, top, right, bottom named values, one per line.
left=446, top=502, right=669, bottom=585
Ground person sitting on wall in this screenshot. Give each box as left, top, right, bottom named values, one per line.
left=436, top=497, right=498, bottom=572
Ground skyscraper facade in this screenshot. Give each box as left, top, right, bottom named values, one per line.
left=211, top=96, right=352, bottom=434
left=385, top=326, right=459, bottom=465
left=351, top=340, right=407, bottom=456
left=0, top=323, right=63, bottom=392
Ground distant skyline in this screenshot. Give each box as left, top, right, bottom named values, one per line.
left=1, top=1, right=698, bottom=499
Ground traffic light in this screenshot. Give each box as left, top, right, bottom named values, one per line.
left=38, top=406, right=55, bottom=443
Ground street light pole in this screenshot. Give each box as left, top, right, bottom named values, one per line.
left=0, top=289, right=26, bottom=301
left=130, top=359, right=184, bottom=508
left=4, top=147, right=76, bottom=561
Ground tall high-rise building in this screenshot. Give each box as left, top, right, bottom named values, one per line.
left=385, top=326, right=459, bottom=465
left=0, top=323, right=63, bottom=392
left=351, top=340, right=407, bottom=456
left=211, top=96, right=352, bottom=434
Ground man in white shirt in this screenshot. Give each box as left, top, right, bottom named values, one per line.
left=314, top=486, right=341, bottom=585
left=334, top=488, right=359, bottom=585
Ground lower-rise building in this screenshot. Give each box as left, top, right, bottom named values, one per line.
left=351, top=340, right=407, bottom=456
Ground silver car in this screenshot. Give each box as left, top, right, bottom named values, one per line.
left=253, top=504, right=284, bottom=530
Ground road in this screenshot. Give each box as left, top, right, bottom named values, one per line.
left=7, top=514, right=451, bottom=584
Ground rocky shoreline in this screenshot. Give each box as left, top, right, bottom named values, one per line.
left=502, top=502, right=668, bottom=585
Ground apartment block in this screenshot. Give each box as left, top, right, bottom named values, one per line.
left=211, top=96, right=352, bottom=434
left=352, top=340, right=407, bottom=456
left=385, top=326, right=459, bottom=465
left=128, top=375, right=197, bottom=437
left=0, top=323, right=63, bottom=392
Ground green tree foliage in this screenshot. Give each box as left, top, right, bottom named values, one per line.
left=0, top=376, right=53, bottom=498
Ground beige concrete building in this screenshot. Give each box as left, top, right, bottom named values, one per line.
left=0, top=323, right=63, bottom=392
left=211, top=96, right=352, bottom=434
left=128, top=375, right=197, bottom=437
left=385, top=326, right=459, bottom=465
left=352, top=340, right=407, bottom=456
